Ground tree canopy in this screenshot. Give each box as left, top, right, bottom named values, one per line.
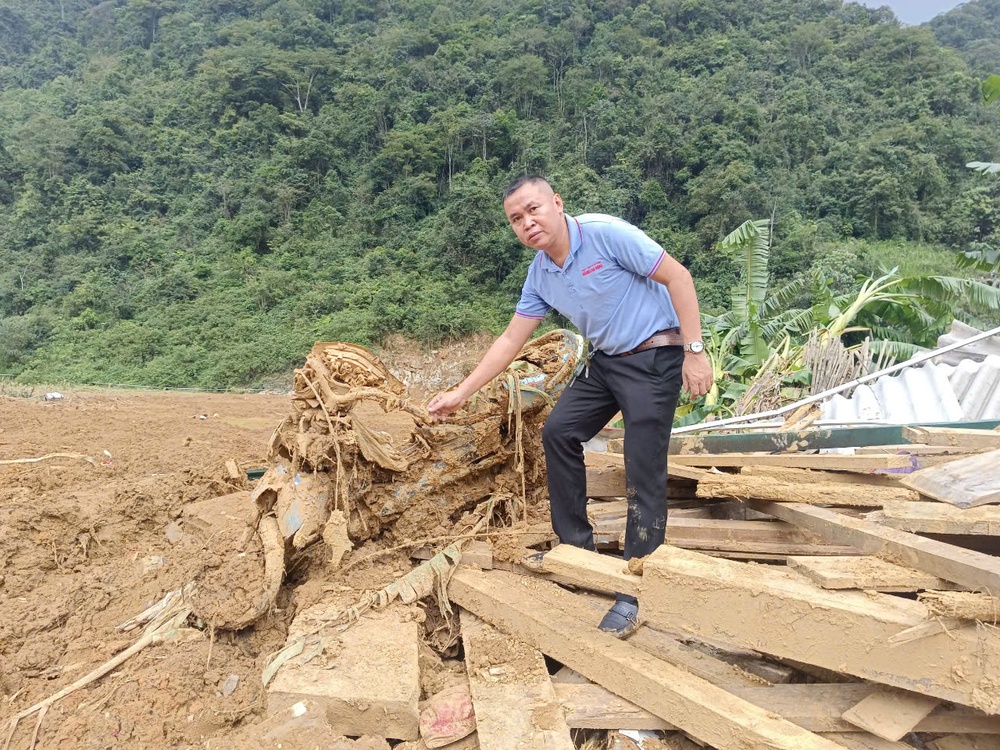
left=0, top=0, right=998, bottom=387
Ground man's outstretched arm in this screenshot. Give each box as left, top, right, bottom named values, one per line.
left=427, top=314, right=542, bottom=418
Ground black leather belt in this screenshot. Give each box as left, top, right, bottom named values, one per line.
left=614, top=328, right=683, bottom=357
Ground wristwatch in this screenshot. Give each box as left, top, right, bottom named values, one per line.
left=684, top=340, right=705, bottom=354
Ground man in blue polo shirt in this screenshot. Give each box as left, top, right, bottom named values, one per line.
left=428, top=175, right=713, bottom=638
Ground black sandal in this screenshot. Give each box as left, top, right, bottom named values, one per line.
left=598, top=600, right=640, bottom=639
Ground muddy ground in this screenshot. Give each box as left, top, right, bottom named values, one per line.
left=0, top=338, right=497, bottom=750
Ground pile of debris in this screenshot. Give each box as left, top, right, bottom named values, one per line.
left=241, top=339, right=1000, bottom=749
left=11, top=335, right=1000, bottom=750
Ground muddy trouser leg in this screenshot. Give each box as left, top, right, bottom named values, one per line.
left=604, top=346, right=684, bottom=606
left=541, top=357, right=621, bottom=552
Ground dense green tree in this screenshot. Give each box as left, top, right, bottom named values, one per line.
left=0, top=0, right=998, bottom=387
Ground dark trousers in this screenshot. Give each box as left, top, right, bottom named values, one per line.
left=541, top=346, right=684, bottom=605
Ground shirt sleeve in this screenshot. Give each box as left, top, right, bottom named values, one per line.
left=607, top=221, right=667, bottom=278
left=514, top=265, right=550, bottom=320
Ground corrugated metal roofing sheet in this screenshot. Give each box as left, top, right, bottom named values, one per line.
left=820, top=355, right=1000, bottom=424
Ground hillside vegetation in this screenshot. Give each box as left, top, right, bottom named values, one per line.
left=0, top=0, right=998, bottom=387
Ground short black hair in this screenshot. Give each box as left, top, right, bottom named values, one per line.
left=502, top=174, right=550, bottom=204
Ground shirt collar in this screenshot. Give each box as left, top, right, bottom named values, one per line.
left=538, top=216, right=582, bottom=273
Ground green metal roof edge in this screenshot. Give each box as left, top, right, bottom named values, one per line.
left=668, top=419, right=1000, bottom=455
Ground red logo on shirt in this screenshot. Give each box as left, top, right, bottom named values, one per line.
left=582, top=261, right=604, bottom=277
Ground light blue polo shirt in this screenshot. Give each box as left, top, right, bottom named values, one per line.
left=515, top=214, right=681, bottom=355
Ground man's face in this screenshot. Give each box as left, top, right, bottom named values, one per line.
left=503, top=181, right=565, bottom=252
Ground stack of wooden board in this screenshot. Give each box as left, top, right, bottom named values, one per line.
left=264, top=426, right=1000, bottom=749
left=446, top=426, right=1000, bottom=749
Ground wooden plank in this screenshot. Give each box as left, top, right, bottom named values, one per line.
left=854, top=445, right=981, bottom=469
left=586, top=450, right=706, bottom=484
left=919, top=590, right=1000, bottom=622
left=746, top=500, right=1000, bottom=597
left=641, top=545, right=1000, bottom=713
left=901, top=449, right=1000, bottom=508
left=917, top=453, right=992, bottom=469
left=588, top=463, right=914, bottom=507
left=630, top=624, right=778, bottom=690
left=449, top=568, right=846, bottom=750
left=555, top=625, right=1000, bottom=734
left=841, top=687, right=940, bottom=741
left=659, top=519, right=862, bottom=556
left=461, top=611, right=574, bottom=750
left=667, top=517, right=849, bottom=551
left=741, top=465, right=904, bottom=488
left=539, top=544, right=640, bottom=597
left=672, top=452, right=913, bottom=472
left=533, top=585, right=795, bottom=689
left=556, top=682, right=879, bottom=733
left=555, top=682, right=675, bottom=730
left=824, top=734, right=912, bottom=750
left=871, top=502, right=1000, bottom=535
left=696, top=473, right=915, bottom=507
left=787, top=556, right=962, bottom=592
left=594, top=515, right=862, bottom=556
left=903, top=427, right=1000, bottom=451
left=585, top=464, right=703, bottom=496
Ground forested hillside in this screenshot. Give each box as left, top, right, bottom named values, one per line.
left=0, top=0, right=998, bottom=388
left=929, top=0, right=1000, bottom=73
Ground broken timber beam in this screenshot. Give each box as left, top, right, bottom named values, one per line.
left=449, top=567, right=846, bottom=750
left=745, top=500, right=1000, bottom=594
left=461, top=611, right=574, bottom=749
left=641, top=545, right=1000, bottom=713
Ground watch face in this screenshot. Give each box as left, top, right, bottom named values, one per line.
left=687, top=340, right=704, bottom=354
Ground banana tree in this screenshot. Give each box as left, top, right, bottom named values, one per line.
left=689, top=219, right=1000, bottom=424
left=682, top=219, right=807, bottom=423
left=704, top=219, right=809, bottom=376
left=812, top=268, right=1000, bottom=357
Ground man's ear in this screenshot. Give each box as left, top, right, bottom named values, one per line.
left=553, top=193, right=564, bottom=210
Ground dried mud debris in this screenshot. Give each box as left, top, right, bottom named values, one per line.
left=0, top=389, right=292, bottom=750
left=255, top=330, right=582, bottom=560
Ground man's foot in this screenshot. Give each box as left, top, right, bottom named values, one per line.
left=521, top=551, right=547, bottom=572
left=598, top=601, right=639, bottom=639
